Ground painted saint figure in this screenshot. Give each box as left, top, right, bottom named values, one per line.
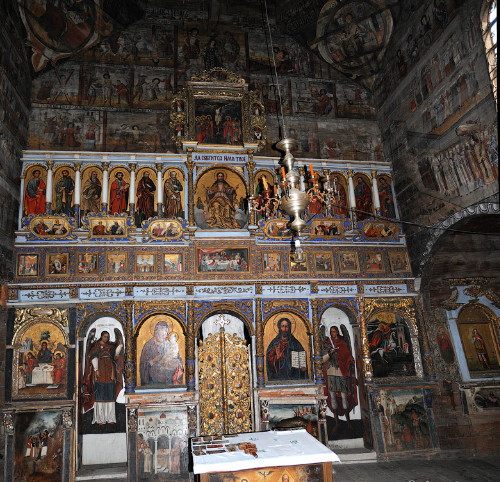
left=472, top=328, right=492, bottom=369
left=164, top=170, right=183, bottom=218
left=266, top=317, right=307, bottom=380
left=322, top=325, right=358, bottom=427
left=37, top=341, right=53, bottom=363
left=205, top=171, right=240, bottom=229
left=82, top=329, right=124, bottom=425
left=136, top=171, right=156, bottom=226
left=139, top=321, right=184, bottom=385
left=81, top=170, right=102, bottom=214
left=54, top=169, right=75, bottom=216
left=109, top=172, right=130, bottom=214
left=24, top=170, right=46, bottom=215
left=354, top=176, right=372, bottom=220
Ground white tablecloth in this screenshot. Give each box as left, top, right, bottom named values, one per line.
left=192, top=429, right=340, bottom=474
left=31, top=364, right=53, bottom=384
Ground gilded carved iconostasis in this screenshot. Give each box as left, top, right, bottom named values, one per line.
left=0, top=0, right=499, bottom=481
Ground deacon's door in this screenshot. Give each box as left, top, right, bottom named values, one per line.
left=198, top=328, right=252, bottom=435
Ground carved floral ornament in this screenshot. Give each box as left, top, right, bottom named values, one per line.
left=14, top=307, right=69, bottom=333
left=444, top=277, right=500, bottom=309
left=362, top=297, right=418, bottom=334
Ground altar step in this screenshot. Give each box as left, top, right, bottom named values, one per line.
left=329, top=438, right=378, bottom=464
left=76, top=462, right=128, bottom=481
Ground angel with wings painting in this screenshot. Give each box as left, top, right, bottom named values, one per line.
left=82, top=328, right=124, bottom=425
left=321, top=325, right=358, bottom=428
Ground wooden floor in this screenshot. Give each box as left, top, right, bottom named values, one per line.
left=332, top=456, right=500, bottom=482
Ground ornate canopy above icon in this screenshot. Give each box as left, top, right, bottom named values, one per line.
left=170, top=68, right=266, bottom=151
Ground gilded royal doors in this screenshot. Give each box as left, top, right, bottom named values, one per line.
left=198, top=314, right=252, bottom=435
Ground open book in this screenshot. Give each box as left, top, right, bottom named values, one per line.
left=291, top=350, right=307, bottom=369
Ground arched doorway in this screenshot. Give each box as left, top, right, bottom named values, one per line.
left=77, top=316, right=127, bottom=467
left=197, top=313, right=253, bottom=435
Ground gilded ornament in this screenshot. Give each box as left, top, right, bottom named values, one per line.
left=14, top=307, right=69, bottom=332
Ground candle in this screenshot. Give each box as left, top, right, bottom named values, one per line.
left=261, top=175, right=268, bottom=190
left=281, top=167, right=286, bottom=179
left=309, top=164, right=314, bottom=175
left=273, top=185, right=277, bottom=195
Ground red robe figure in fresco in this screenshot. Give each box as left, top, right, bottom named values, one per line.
left=24, top=170, right=46, bottom=215
left=109, top=172, right=129, bottom=214
left=322, top=326, right=358, bottom=425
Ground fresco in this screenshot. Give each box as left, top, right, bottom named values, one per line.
left=18, top=0, right=115, bottom=71
left=14, top=411, right=64, bottom=481
left=436, top=326, right=455, bottom=365
left=335, top=82, right=375, bottom=119
left=264, top=312, right=310, bottom=382
left=80, top=22, right=175, bottom=68
left=106, top=111, right=173, bottom=153
left=80, top=318, right=126, bottom=434
left=194, top=168, right=248, bottom=230
left=29, top=108, right=105, bottom=151
left=292, top=80, right=335, bottom=117
left=13, top=321, right=68, bottom=399
left=373, top=388, right=434, bottom=453
left=368, top=312, right=415, bottom=378
left=136, top=314, right=185, bottom=387
left=136, top=409, right=190, bottom=481
left=177, top=23, right=247, bottom=80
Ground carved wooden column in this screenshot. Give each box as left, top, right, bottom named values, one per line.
left=127, top=407, right=138, bottom=481
left=18, top=174, right=25, bottom=229
left=347, top=169, right=356, bottom=222
left=129, top=163, right=136, bottom=216
left=156, top=162, right=164, bottom=216
left=186, top=152, right=195, bottom=229
left=74, top=162, right=82, bottom=224
left=371, top=170, right=381, bottom=215
left=46, top=160, right=54, bottom=213
left=255, top=298, right=265, bottom=388
left=61, top=407, right=74, bottom=482
left=416, top=295, right=436, bottom=381
left=101, top=161, right=109, bottom=213
left=3, top=412, right=14, bottom=481
left=246, top=158, right=256, bottom=227
left=310, top=298, right=324, bottom=385
left=357, top=296, right=373, bottom=383
left=186, top=300, right=196, bottom=391
left=123, top=300, right=136, bottom=394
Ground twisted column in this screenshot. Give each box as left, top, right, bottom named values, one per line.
left=186, top=152, right=195, bottom=229
left=310, top=299, right=324, bottom=384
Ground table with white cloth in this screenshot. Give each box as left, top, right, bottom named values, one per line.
left=30, top=363, right=54, bottom=385
left=191, top=429, right=340, bottom=482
